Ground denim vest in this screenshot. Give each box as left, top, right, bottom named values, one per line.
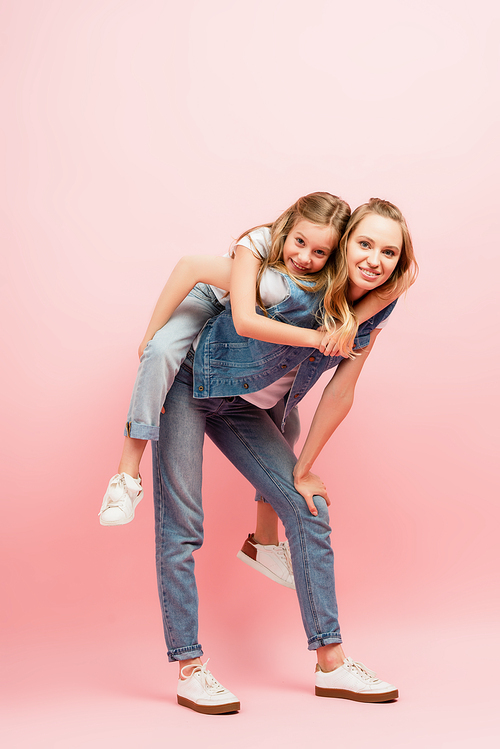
left=192, top=273, right=396, bottom=430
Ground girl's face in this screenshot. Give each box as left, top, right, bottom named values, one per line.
left=282, top=219, right=336, bottom=276
left=346, top=213, right=402, bottom=300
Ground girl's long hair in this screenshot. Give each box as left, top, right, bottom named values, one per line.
left=235, top=192, right=356, bottom=355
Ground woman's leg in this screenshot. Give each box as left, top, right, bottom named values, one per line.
left=153, top=374, right=396, bottom=705
left=237, top=403, right=300, bottom=587
left=209, top=398, right=398, bottom=700
left=252, top=403, right=301, bottom=545
left=205, top=397, right=342, bottom=651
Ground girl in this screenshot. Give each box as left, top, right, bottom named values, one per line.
left=151, top=198, right=418, bottom=712
left=100, top=193, right=400, bottom=584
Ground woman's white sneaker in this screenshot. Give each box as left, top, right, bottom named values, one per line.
left=315, top=657, right=398, bottom=702
left=236, top=533, right=295, bottom=589
left=99, top=473, right=143, bottom=526
left=177, top=661, right=240, bottom=714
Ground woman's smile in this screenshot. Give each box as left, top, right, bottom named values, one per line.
left=347, top=214, right=402, bottom=300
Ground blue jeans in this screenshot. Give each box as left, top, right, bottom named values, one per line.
left=125, top=284, right=225, bottom=441
left=152, top=355, right=342, bottom=662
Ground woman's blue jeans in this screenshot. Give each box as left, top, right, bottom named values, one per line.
left=152, top=356, right=342, bottom=662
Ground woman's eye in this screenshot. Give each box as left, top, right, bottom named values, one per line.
left=360, top=241, right=370, bottom=248
left=315, top=250, right=325, bottom=256
left=296, top=237, right=305, bottom=246
left=383, top=249, right=395, bottom=257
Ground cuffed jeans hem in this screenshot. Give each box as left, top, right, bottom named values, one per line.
left=167, top=644, right=204, bottom=663
left=124, top=422, right=160, bottom=441
left=307, top=634, right=343, bottom=651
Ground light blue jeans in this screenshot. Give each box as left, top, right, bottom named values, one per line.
left=152, top=354, right=341, bottom=662
left=125, top=282, right=300, bottom=502
left=125, top=284, right=225, bottom=441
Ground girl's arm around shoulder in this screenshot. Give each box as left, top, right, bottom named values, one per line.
left=294, top=328, right=382, bottom=514
left=139, top=255, right=233, bottom=357
left=230, top=245, right=326, bottom=349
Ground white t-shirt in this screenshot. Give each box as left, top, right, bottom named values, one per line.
left=211, top=227, right=288, bottom=308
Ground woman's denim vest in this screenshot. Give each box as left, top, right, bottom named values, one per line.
left=192, top=274, right=396, bottom=430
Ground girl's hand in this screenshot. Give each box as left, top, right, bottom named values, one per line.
left=138, top=337, right=151, bottom=359
left=293, top=470, right=330, bottom=516
left=318, top=330, right=341, bottom=357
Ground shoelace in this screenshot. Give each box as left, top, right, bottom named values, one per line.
left=99, top=474, right=138, bottom=515
left=344, top=657, right=381, bottom=683
left=277, top=542, right=294, bottom=576
left=180, top=659, right=227, bottom=694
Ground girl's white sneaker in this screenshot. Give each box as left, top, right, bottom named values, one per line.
left=99, top=473, right=143, bottom=526
left=315, top=657, right=398, bottom=702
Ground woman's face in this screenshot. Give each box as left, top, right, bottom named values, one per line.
left=346, top=213, right=402, bottom=300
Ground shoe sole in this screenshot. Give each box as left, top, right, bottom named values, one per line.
left=236, top=550, right=295, bottom=590
left=177, top=695, right=240, bottom=714
left=99, top=490, right=144, bottom=526
left=315, top=686, right=399, bottom=702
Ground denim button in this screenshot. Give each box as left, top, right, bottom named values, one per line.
left=198, top=386, right=204, bottom=391
left=281, top=364, right=287, bottom=369
left=243, top=383, right=249, bottom=389
left=294, top=394, right=300, bottom=399
left=309, top=356, right=315, bottom=361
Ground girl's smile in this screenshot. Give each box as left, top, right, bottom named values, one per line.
left=347, top=214, right=402, bottom=300
left=282, top=220, right=336, bottom=276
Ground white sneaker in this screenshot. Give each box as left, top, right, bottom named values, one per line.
left=177, top=660, right=240, bottom=714
left=315, top=657, right=398, bottom=702
left=99, top=473, right=143, bottom=526
left=236, top=533, right=295, bottom=589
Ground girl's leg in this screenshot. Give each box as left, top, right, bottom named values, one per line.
left=100, top=285, right=224, bottom=526
left=125, top=285, right=225, bottom=442
left=118, top=436, right=147, bottom=478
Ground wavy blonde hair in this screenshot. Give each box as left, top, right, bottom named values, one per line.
left=235, top=192, right=354, bottom=351
left=341, top=198, right=419, bottom=299
left=322, top=198, right=419, bottom=356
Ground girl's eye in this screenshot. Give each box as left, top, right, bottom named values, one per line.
left=383, top=249, right=395, bottom=257
left=359, top=241, right=370, bottom=248
left=315, top=250, right=325, bottom=256
left=296, top=237, right=305, bottom=246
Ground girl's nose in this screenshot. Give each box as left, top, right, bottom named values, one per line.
left=366, top=252, right=380, bottom=268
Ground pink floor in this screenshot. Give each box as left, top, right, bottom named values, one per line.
left=3, top=595, right=498, bottom=748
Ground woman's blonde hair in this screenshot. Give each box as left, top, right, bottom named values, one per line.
left=340, top=198, right=419, bottom=299
left=235, top=192, right=353, bottom=346
left=321, top=198, right=419, bottom=356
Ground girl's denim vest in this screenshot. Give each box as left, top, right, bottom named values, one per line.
left=192, top=274, right=396, bottom=430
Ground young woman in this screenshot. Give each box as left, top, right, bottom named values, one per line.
left=151, top=199, right=418, bottom=713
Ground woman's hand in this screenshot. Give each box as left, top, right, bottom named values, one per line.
left=293, top=470, right=330, bottom=516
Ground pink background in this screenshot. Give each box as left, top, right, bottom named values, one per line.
left=1, top=0, right=498, bottom=746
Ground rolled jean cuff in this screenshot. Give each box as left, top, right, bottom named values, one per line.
left=124, top=421, right=160, bottom=441
left=307, top=633, right=343, bottom=651
left=167, top=643, right=204, bottom=663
